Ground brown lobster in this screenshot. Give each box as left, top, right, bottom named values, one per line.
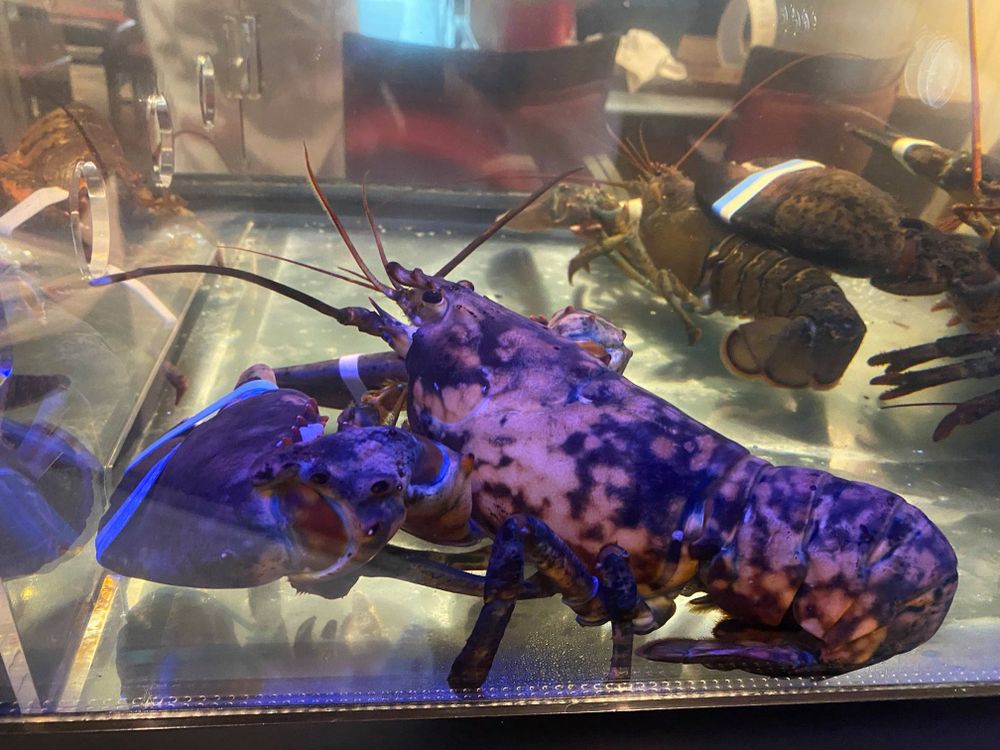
left=511, top=158, right=867, bottom=390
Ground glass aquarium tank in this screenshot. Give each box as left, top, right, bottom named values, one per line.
left=0, top=0, right=998, bottom=727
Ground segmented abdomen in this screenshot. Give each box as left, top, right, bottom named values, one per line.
left=704, top=235, right=854, bottom=323
left=703, top=235, right=866, bottom=388
left=692, top=461, right=958, bottom=668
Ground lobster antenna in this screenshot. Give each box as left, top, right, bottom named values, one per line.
left=216, top=244, right=379, bottom=291
left=879, top=401, right=961, bottom=410
left=361, top=178, right=400, bottom=289
left=968, top=0, right=983, bottom=197
left=90, top=264, right=353, bottom=321
left=303, top=143, right=396, bottom=297
left=825, top=100, right=894, bottom=130
left=450, top=169, right=633, bottom=190
left=674, top=52, right=828, bottom=168
left=58, top=104, right=110, bottom=175
left=435, top=167, right=582, bottom=277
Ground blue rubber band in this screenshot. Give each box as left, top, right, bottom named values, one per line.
left=97, top=380, right=279, bottom=564
left=96, top=444, right=181, bottom=561
left=429, top=448, right=451, bottom=487
left=126, top=379, right=278, bottom=472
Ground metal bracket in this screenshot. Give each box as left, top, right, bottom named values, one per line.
left=145, top=93, right=175, bottom=189
left=68, top=160, right=111, bottom=280
left=197, top=53, right=217, bottom=128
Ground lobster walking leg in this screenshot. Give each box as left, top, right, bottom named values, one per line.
left=285, top=544, right=491, bottom=599
left=603, top=250, right=705, bottom=344
left=595, top=544, right=643, bottom=681
left=448, top=514, right=607, bottom=690
left=871, top=354, right=1000, bottom=399
left=567, top=232, right=627, bottom=281
left=931, top=388, right=1000, bottom=441
left=869, top=332, right=1000, bottom=373
left=869, top=332, right=1000, bottom=438
left=638, top=628, right=830, bottom=675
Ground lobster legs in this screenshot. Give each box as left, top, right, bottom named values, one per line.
left=448, top=514, right=652, bottom=689
left=869, top=331, right=1000, bottom=440
left=568, top=227, right=706, bottom=345
left=638, top=621, right=837, bottom=675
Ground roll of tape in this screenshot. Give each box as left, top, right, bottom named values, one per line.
left=717, top=0, right=778, bottom=68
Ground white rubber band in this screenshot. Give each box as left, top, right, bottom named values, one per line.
left=338, top=353, right=369, bottom=402
left=711, top=159, right=824, bottom=223
left=891, top=137, right=939, bottom=175
left=0, top=187, right=69, bottom=236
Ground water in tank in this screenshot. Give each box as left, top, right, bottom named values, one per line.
left=0, top=0, right=997, bottom=721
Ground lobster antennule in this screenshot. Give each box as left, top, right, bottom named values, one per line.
left=302, top=143, right=396, bottom=298
left=434, top=167, right=583, bottom=278
left=360, top=179, right=400, bottom=290
left=217, top=244, right=380, bottom=292
left=638, top=122, right=653, bottom=170
left=605, top=122, right=652, bottom=179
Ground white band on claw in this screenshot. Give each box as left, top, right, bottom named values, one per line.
left=891, top=137, right=939, bottom=174
left=339, top=353, right=369, bottom=402
left=711, top=159, right=824, bottom=223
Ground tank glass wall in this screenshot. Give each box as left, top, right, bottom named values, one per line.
left=0, top=0, right=997, bottom=720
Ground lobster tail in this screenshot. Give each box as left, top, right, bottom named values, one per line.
left=797, top=477, right=957, bottom=668
left=644, top=464, right=957, bottom=676
left=709, top=237, right=865, bottom=388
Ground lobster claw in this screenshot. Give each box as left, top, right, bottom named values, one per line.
left=96, top=386, right=328, bottom=588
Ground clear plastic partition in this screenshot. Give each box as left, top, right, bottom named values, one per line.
left=0, top=0, right=998, bottom=724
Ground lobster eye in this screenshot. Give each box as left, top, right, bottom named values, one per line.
left=457, top=279, right=474, bottom=290
left=309, top=472, right=330, bottom=485
left=370, top=479, right=392, bottom=496
left=422, top=289, right=443, bottom=304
